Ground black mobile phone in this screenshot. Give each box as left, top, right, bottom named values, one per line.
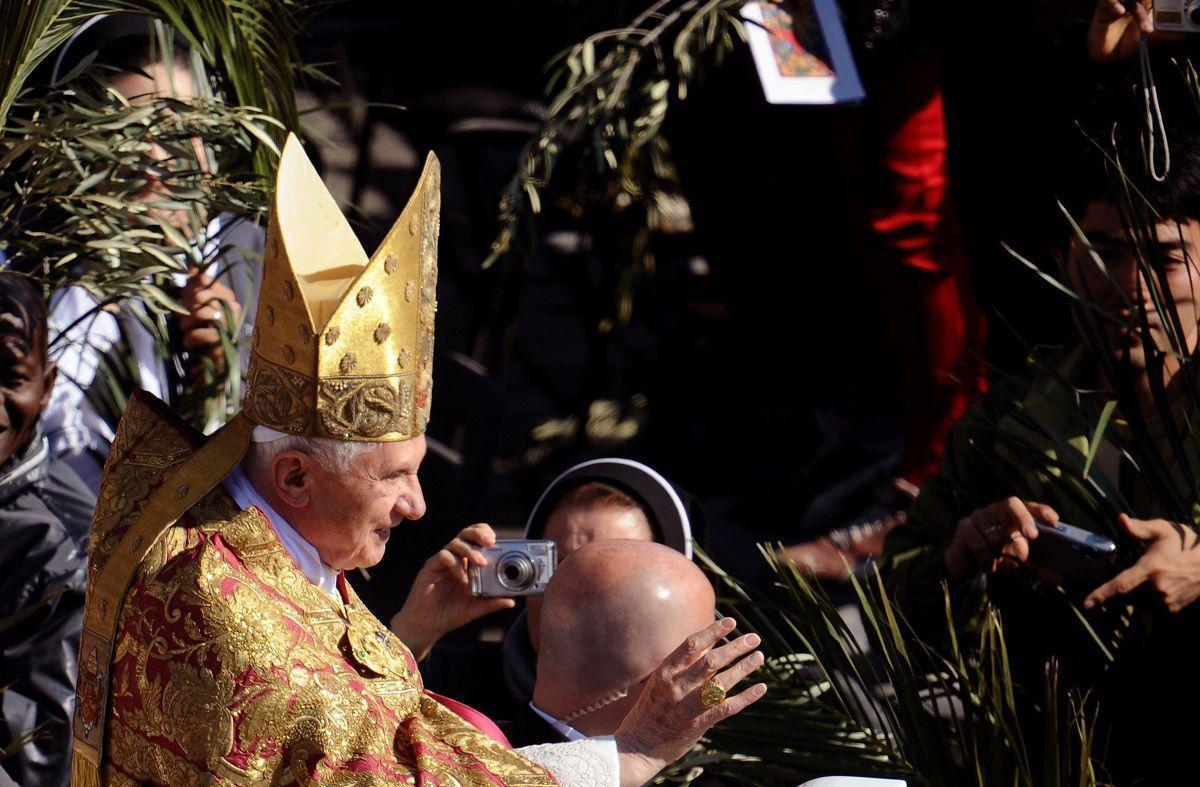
left=1027, top=521, right=1119, bottom=587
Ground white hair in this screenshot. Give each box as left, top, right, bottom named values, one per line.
left=244, top=434, right=377, bottom=475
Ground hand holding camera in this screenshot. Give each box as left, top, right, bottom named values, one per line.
left=389, top=524, right=520, bottom=662
left=1088, top=1, right=1188, bottom=64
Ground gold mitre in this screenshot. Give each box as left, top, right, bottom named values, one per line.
left=242, top=133, right=440, bottom=441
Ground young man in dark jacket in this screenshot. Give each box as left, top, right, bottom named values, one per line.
left=0, top=272, right=94, bottom=786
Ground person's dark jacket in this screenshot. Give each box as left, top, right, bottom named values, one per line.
left=0, top=430, right=93, bottom=786
left=883, top=347, right=1200, bottom=783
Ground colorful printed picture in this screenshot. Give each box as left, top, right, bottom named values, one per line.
left=742, top=0, right=865, bottom=105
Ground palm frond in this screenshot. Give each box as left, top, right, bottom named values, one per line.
left=1, top=67, right=277, bottom=428
left=667, top=549, right=1106, bottom=786
left=0, top=0, right=322, bottom=176
left=487, top=0, right=745, bottom=321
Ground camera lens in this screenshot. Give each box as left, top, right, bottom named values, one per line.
left=496, top=552, right=536, bottom=592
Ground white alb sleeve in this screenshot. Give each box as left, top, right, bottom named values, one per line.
left=515, top=736, right=620, bottom=787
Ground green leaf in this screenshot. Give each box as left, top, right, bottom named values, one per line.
left=1082, top=399, right=1118, bottom=480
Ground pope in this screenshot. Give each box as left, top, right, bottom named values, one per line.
left=70, top=134, right=765, bottom=786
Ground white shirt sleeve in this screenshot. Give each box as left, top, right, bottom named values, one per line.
left=45, top=286, right=119, bottom=456
left=515, top=736, right=620, bottom=787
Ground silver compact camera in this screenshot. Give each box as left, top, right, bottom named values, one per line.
left=469, top=539, right=557, bottom=597
left=1155, top=0, right=1200, bottom=32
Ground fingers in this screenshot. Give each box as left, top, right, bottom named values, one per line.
left=998, top=527, right=1036, bottom=571
left=1095, top=0, right=1126, bottom=22
left=956, top=515, right=993, bottom=570
left=1085, top=563, right=1150, bottom=609
left=1088, top=0, right=1147, bottom=62
left=181, top=326, right=220, bottom=349
left=182, top=269, right=240, bottom=321
left=431, top=525, right=500, bottom=579
left=666, top=617, right=737, bottom=672
left=476, top=596, right=517, bottom=615
left=995, top=497, right=1040, bottom=540
left=697, top=681, right=767, bottom=728
left=949, top=497, right=1052, bottom=579
left=1119, top=513, right=1172, bottom=542
left=424, top=525, right=498, bottom=587
left=1120, top=513, right=1150, bottom=540
left=681, top=632, right=761, bottom=686
left=1025, top=502, right=1058, bottom=527
left=711, top=650, right=765, bottom=691
left=182, top=287, right=234, bottom=316
left=184, top=267, right=210, bottom=286
left=179, top=304, right=225, bottom=328
left=444, top=541, right=489, bottom=570
left=457, top=523, right=497, bottom=548
left=427, top=549, right=471, bottom=582
left=1094, top=0, right=1128, bottom=23
left=1132, top=0, right=1153, bottom=33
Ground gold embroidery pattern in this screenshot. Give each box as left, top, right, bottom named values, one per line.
left=245, top=352, right=422, bottom=442
left=316, top=377, right=413, bottom=440
left=243, top=353, right=315, bottom=435
left=75, top=395, right=246, bottom=777
left=88, top=397, right=193, bottom=588
left=100, top=498, right=556, bottom=785
left=240, top=143, right=440, bottom=444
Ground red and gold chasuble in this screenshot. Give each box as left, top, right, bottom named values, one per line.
left=72, top=392, right=556, bottom=786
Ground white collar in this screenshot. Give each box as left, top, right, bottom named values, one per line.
left=529, top=702, right=588, bottom=742
left=222, top=465, right=341, bottom=600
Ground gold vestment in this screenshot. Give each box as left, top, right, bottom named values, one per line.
left=73, top=393, right=556, bottom=785
left=72, top=133, right=556, bottom=785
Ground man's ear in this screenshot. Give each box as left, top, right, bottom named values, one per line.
left=272, top=450, right=313, bottom=508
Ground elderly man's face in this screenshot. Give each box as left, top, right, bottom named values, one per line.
left=1067, top=199, right=1200, bottom=373
left=297, top=436, right=428, bottom=570
left=0, top=299, right=54, bottom=466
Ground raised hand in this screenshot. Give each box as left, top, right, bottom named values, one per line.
left=389, top=523, right=516, bottom=661
left=613, top=617, right=766, bottom=787
left=179, top=267, right=241, bottom=369
left=1087, top=0, right=1160, bottom=63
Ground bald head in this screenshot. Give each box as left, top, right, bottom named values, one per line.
left=533, top=540, right=715, bottom=735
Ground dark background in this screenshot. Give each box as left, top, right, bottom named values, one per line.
left=298, top=1, right=1099, bottom=616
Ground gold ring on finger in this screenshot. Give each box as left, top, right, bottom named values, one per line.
left=700, top=679, right=726, bottom=708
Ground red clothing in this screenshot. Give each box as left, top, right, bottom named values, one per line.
left=868, top=60, right=987, bottom=485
